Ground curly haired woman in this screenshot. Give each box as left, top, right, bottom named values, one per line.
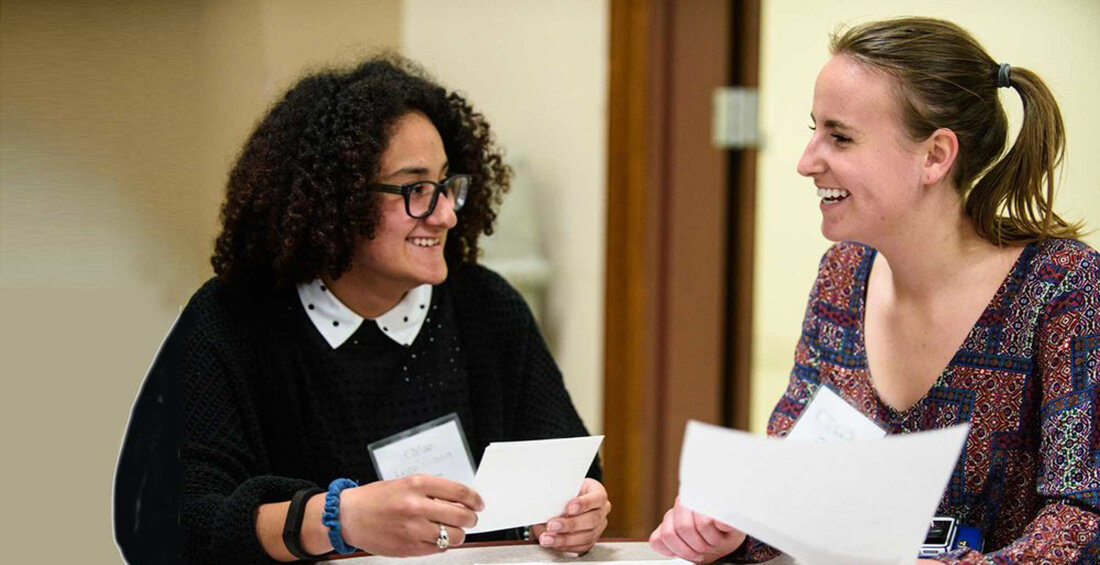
left=115, top=55, right=608, bottom=564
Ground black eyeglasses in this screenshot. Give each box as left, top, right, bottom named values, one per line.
left=367, top=174, right=470, bottom=219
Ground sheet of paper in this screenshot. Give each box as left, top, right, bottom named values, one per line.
left=368, top=414, right=476, bottom=486
left=786, top=386, right=886, bottom=442
left=679, top=420, right=968, bottom=565
left=466, top=435, right=603, bottom=534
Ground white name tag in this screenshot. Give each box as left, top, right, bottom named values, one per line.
left=786, top=386, right=886, bottom=442
left=367, top=413, right=477, bottom=486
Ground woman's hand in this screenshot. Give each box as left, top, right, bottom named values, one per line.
left=329, top=474, right=484, bottom=557
left=649, top=497, right=746, bottom=564
left=531, top=478, right=611, bottom=555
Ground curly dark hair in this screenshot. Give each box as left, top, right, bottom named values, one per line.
left=211, top=53, right=511, bottom=287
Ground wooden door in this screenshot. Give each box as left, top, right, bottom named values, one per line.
left=603, top=0, right=760, bottom=537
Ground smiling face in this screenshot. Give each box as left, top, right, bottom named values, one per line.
left=344, top=110, right=458, bottom=299
left=797, top=55, right=929, bottom=246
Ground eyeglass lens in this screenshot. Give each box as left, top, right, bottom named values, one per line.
left=407, top=176, right=469, bottom=217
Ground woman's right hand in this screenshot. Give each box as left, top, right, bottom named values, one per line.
left=334, top=474, right=484, bottom=556
left=649, top=497, right=746, bottom=564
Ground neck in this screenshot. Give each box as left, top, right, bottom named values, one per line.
left=869, top=190, right=995, bottom=300
left=322, top=273, right=407, bottom=319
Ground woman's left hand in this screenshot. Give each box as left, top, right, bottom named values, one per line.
left=531, top=478, right=611, bottom=555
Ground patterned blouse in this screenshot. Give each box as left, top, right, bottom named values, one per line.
left=737, top=239, right=1100, bottom=564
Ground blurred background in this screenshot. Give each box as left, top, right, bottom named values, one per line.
left=1, top=0, right=1097, bottom=561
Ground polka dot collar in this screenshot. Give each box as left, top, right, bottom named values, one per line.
left=296, top=280, right=432, bottom=348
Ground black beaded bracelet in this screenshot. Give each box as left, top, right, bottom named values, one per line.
left=282, top=487, right=325, bottom=560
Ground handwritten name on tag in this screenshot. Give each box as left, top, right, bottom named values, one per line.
left=368, top=413, right=477, bottom=486
left=786, top=386, right=886, bottom=442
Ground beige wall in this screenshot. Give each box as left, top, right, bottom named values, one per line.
left=13, top=0, right=1091, bottom=555
left=0, top=1, right=400, bottom=562
left=751, top=0, right=1100, bottom=432
left=401, top=0, right=610, bottom=434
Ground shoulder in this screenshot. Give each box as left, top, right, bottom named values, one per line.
left=809, top=241, right=875, bottom=303
left=1024, top=239, right=1100, bottom=316
left=818, top=240, right=874, bottom=271
left=1019, top=239, right=1100, bottom=299
left=448, top=262, right=528, bottom=306
left=182, top=277, right=259, bottom=328
left=446, top=262, right=535, bottom=329
left=175, top=277, right=286, bottom=352
left=1028, top=238, right=1100, bottom=276
left=185, top=277, right=235, bottom=315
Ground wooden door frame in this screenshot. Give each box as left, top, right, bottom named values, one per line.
left=724, top=0, right=760, bottom=432
left=603, top=0, right=665, bottom=538
left=603, top=0, right=759, bottom=538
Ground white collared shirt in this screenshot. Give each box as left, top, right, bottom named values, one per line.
left=296, top=280, right=433, bottom=348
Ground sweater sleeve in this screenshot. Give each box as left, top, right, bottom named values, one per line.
left=454, top=264, right=602, bottom=481
left=934, top=250, right=1100, bottom=564
left=178, top=287, right=316, bottom=565
left=516, top=306, right=603, bottom=481
left=495, top=272, right=602, bottom=481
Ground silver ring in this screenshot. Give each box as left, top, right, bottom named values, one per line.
left=436, top=523, right=450, bottom=550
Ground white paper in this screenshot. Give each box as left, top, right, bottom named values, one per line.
left=466, top=435, right=603, bottom=534
left=369, top=417, right=476, bottom=486
left=679, top=421, right=968, bottom=565
left=786, top=386, right=886, bottom=442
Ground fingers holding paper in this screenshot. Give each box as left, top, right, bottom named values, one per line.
left=417, top=474, right=485, bottom=519
left=339, top=474, right=483, bottom=556
left=534, top=478, right=611, bottom=554
left=649, top=496, right=746, bottom=564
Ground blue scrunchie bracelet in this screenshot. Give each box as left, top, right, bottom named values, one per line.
left=321, top=478, right=359, bottom=554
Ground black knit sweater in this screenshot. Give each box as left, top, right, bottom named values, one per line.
left=115, top=264, right=598, bottom=565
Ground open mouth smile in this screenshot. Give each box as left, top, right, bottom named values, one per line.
left=817, top=187, right=850, bottom=204
left=408, top=237, right=442, bottom=248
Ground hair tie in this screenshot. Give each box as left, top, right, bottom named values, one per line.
left=322, top=478, right=360, bottom=554
left=997, top=63, right=1012, bottom=89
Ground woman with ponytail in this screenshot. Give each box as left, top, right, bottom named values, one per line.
left=650, top=17, right=1099, bottom=564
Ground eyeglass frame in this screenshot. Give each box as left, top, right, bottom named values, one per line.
left=366, top=174, right=471, bottom=219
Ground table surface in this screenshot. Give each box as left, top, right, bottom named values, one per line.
left=319, top=540, right=795, bottom=564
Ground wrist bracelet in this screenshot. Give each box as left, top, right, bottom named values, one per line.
left=321, top=478, right=360, bottom=554
left=282, top=487, right=324, bottom=560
